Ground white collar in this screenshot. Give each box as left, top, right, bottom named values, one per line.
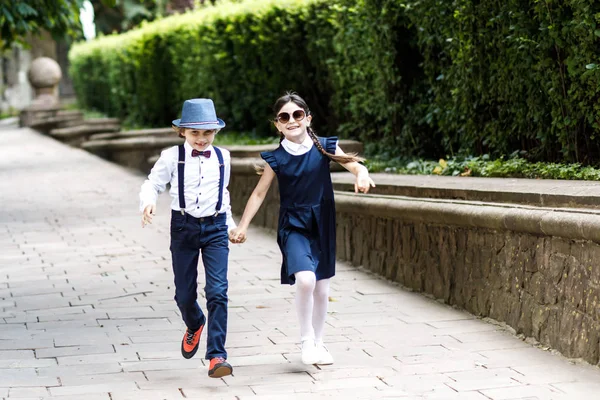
left=281, top=135, right=313, bottom=153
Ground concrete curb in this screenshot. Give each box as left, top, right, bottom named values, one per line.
left=334, top=192, right=600, bottom=243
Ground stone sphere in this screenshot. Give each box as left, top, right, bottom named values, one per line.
left=28, top=57, right=62, bottom=89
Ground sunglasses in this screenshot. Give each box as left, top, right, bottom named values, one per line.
left=276, top=109, right=306, bottom=124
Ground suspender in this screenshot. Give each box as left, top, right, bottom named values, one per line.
left=177, top=145, right=186, bottom=215
left=214, top=147, right=225, bottom=216
left=177, top=144, right=225, bottom=217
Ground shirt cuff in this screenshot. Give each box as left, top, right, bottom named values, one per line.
left=226, top=215, right=237, bottom=231
left=140, top=200, right=154, bottom=213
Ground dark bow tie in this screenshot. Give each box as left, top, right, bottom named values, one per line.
left=191, top=149, right=211, bottom=158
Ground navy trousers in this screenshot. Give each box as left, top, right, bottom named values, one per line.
left=169, top=211, right=229, bottom=359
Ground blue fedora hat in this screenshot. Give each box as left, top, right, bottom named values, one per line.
left=172, top=98, right=226, bottom=130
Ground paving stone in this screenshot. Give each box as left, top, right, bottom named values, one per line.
left=250, top=381, right=314, bottom=395
left=58, top=372, right=145, bottom=386
left=0, top=358, right=57, bottom=368
left=0, top=368, right=59, bottom=387
left=182, top=387, right=250, bottom=400
left=120, top=359, right=202, bottom=372
left=36, top=345, right=116, bottom=359
left=480, top=384, right=567, bottom=400
left=36, top=363, right=124, bottom=378
left=7, top=387, right=49, bottom=398
left=41, top=395, right=109, bottom=400
left=419, top=391, right=491, bottom=400
left=48, top=382, right=137, bottom=396
left=550, top=381, right=600, bottom=399
left=109, top=389, right=185, bottom=400
left=445, top=368, right=523, bottom=391
left=0, top=350, right=35, bottom=360
left=56, top=353, right=136, bottom=366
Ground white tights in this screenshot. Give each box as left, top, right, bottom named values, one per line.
left=294, top=271, right=330, bottom=343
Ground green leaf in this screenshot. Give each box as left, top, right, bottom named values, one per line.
left=15, top=3, right=37, bottom=17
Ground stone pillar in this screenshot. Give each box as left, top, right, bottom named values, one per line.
left=27, top=57, right=62, bottom=107
left=19, top=57, right=62, bottom=127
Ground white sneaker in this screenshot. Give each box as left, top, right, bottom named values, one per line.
left=301, top=339, right=320, bottom=365
left=315, top=342, right=334, bottom=365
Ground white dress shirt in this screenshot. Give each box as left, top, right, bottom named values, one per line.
left=139, top=141, right=236, bottom=230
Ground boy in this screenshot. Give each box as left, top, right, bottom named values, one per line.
left=139, top=98, right=235, bottom=378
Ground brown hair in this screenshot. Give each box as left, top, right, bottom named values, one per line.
left=172, top=125, right=185, bottom=138
left=172, top=125, right=219, bottom=138
left=273, top=92, right=364, bottom=164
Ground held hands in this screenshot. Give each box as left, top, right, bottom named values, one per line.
left=141, top=204, right=156, bottom=227
left=229, top=226, right=247, bottom=244
left=355, top=170, right=376, bottom=194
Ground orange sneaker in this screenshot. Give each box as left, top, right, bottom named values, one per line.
left=181, top=326, right=203, bottom=359
left=208, top=357, right=232, bottom=378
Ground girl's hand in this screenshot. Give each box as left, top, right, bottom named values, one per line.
left=355, top=171, right=376, bottom=194
left=142, top=204, right=156, bottom=227
left=229, top=227, right=247, bottom=244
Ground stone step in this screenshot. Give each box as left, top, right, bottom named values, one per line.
left=58, top=117, right=120, bottom=130
left=83, top=117, right=121, bottom=126
left=27, top=113, right=82, bottom=129
left=50, top=124, right=121, bottom=139
left=57, top=110, right=84, bottom=118
left=82, top=136, right=181, bottom=152
left=89, top=127, right=173, bottom=141
left=57, top=117, right=89, bottom=128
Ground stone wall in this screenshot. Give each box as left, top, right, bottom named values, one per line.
left=1, top=46, right=33, bottom=112
left=230, top=160, right=600, bottom=365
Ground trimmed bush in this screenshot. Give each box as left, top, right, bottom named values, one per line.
left=70, top=0, right=332, bottom=134
left=70, top=0, right=600, bottom=165
left=406, top=0, right=600, bottom=163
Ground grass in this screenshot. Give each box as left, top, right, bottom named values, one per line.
left=0, top=108, right=19, bottom=119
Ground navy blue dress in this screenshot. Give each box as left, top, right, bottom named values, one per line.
left=261, top=137, right=337, bottom=285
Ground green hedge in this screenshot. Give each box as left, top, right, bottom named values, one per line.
left=406, top=0, right=600, bottom=163
left=70, top=0, right=332, bottom=134
left=70, top=0, right=600, bottom=164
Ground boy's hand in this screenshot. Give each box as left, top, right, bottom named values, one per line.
left=229, top=227, right=247, bottom=244
left=355, top=171, right=376, bottom=194
left=142, top=204, right=156, bottom=227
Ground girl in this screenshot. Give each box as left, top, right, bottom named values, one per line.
left=229, top=92, right=375, bottom=365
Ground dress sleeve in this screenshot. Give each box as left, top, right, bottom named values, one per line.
left=260, top=151, right=279, bottom=174
left=320, top=136, right=338, bottom=155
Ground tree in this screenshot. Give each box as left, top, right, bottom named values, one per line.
left=91, top=0, right=206, bottom=35
left=92, top=0, right=167, bottom=35
left=0, top=0, right=85, bottom=49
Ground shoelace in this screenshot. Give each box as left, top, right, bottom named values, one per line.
left=185, top=330, right=197, bottom=345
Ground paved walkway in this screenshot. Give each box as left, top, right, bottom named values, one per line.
left=2, top=123, right=600, bottom=400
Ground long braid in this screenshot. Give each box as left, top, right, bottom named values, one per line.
left=307, top=126, right=328, bottom=157
left=306, top=126, right=365, bottom=164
